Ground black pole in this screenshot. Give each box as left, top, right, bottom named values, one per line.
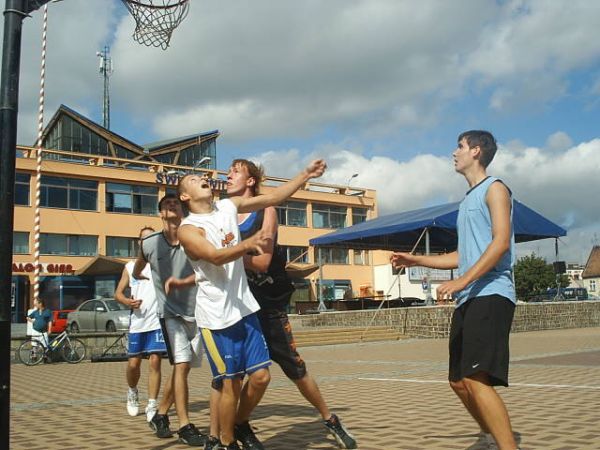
left=0, top=0, right=50, bottom=447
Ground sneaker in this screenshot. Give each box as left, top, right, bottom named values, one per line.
left=177, top=423, right=208, bottom=447
left=205, top=436, right=221, bottom=450
left=149, top=413, right=173, bottom=438
left=466, top=432, right=490, bottom=450
left=126, top=388, right=139, bottom=416
left=324, top=414, right=357, bottom=449
left=234, top=421, right=264, bottom=450
left=145, top=401, right=158, bottom=422
left=219, top=442, right=241, bottom=450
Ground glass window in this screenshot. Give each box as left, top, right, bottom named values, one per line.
left=106, top=183, right=158, bottom=215
left=280, top=245, right=308, bottom=263
left=319, top=247, right=349, bottom=265
left=40, top=233, right=97, bottom=256
left=13, top=232, right=29, bottom=254
left=15, top=172, right=30, bottom=206
left=106, top=236, right=139, bottom=258
left=275, top=201, right=307, bottom=227
left=312, top=203, right=347, bottom=229
left=352, top=207, right=368, bottom=225
left=590, top=280, right=596, bottom=292
left=40, top=175, right=98, bottom=211
left=353, top=249, right=370, bottom=265
left=79, top=301, right=95, bottom=312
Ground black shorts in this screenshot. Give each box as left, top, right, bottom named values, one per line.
left=257, top=308, right=307, bottom=380
left=448, top=294, right=515, bottom=387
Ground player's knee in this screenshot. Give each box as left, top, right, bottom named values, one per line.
left=251, top=368, right=271, bottom=388
left=449, top=379, right=465, bottom=393
left=148, top=354, right=161, bottom=370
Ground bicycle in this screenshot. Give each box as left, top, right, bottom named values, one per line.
left=18, top=330, right=87, bottom=366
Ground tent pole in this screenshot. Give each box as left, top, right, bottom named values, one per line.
left=424, top=228, right=434, bottom=305
left=317, top=247, right=326, bottom=311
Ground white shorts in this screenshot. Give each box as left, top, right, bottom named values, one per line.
left=160, top=317, right=202, bottom=367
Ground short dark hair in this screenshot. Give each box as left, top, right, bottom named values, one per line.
left=158, top=193, right=179, bottom=210
left=36, top=298, right=45, bottom=307
left=176, top=174, right=193, bottom=204
left=231, top=159, right=264, bottom=195
left=458, top=130, right=497, bottom=168
left=138, top=226, right=155, bottom=238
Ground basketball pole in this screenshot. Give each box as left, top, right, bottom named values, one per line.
left=0, top=0, right=51, bottom=446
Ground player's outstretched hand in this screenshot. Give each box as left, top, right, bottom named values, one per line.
left=304, top=159, right=327, bottom=179
left=390, top=252, right=414, bottom=270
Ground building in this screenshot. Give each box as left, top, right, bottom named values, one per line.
left=11, top=105, right=379, bottom=322
left=566, top=262, right=585, bottom=288
left=582, top=246, right=600, bottom=298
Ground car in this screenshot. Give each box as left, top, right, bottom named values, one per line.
left=67, top=298, right=131, bottom=333
left=50, top=309, right=74, bottom=334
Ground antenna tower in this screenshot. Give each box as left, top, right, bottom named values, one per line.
left=97, top=46, right=113, bottom=129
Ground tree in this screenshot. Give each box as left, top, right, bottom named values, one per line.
left=514, top=254, right=570, bottom=301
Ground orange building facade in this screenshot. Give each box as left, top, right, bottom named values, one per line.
left=10, top=106, right=380, bottom=322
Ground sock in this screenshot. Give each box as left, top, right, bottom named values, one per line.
left=484, top=433, right=495, bottom=444
left=128, top=386, right=138, bottom=394
left=148, top=398, right=157, bottom=405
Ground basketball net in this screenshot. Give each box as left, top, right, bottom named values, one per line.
left=121, top=0, right=190, bottom=50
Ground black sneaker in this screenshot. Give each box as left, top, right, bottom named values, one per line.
left=204, top=436, right=221, bottom=450
left=178, top=423, right=208, bottom=447
left=219, top=442, right=241, bottom=450
left=324, top=414, right=357, bottom=449
left=149, top=413, right=173, bottom=438
left=234, top=421, right=264, bottom=450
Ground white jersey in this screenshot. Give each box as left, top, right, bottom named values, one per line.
left=180, top=199, right=260, bottom=330
left=125, top=261, right=161, bottom=333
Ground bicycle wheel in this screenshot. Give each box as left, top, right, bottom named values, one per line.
left=62, top=338, right=87, bottom=363
left=17, top=339, right=46, bottom=366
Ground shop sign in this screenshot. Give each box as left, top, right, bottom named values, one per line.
left=155, top=172, right=227, bottom=191
left=12, top=262, right=74, bottom=274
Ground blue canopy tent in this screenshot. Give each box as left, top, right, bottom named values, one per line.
left=310, top=200, right=567, bottom=253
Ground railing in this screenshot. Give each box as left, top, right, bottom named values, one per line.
left=17, top=145, right=370, bottom=197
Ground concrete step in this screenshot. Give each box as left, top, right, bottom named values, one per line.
left=292, top=326, right=404, bottom=347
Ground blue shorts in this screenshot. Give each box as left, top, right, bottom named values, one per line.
left=128, top=329, right=167, bottom=356
left=201, top=313, right=271, bottom=382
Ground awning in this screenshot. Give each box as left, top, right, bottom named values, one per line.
left=310, top=200, right=567, bottom=252
left=75, top=256, right=127, bottom=276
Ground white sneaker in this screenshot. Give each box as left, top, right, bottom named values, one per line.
left=145, top=400, right=158, bottom=422
left=126, top=388, right=139, bottom=416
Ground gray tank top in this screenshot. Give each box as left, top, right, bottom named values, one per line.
left=141, top=231, right=196, bottom=321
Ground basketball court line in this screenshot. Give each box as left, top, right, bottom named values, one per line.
left=358, top=377, right=600, bottom=390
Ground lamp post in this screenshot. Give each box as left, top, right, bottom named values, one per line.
left=192, top=156, right=211, bottom=171
left=346, top=173, right=358, bottom=187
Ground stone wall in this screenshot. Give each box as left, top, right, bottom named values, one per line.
left=289, top=300, right=600, bottom=338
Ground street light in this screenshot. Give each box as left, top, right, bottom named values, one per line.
left=346, top=173, right=359, bottom=186
left=193, top=156, right=211, bottom=171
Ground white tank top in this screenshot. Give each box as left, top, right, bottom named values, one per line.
left=180, top=199, right=260, bottom=330
left=125, top=261, right=161, bottom=333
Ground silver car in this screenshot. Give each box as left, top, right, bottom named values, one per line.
left=67, top=298, right=130, bottom=333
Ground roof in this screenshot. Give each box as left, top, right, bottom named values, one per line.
left=582, top=246, right=600, bottom=278
left=143, top=130, right=219, bottom=151
left=310, top=199, right=567, bottom=252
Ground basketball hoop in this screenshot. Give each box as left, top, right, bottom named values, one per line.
left=121, top=0, right=190, bottom=50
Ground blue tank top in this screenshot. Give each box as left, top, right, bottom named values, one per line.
left=456, top=176, right=516, bottom=307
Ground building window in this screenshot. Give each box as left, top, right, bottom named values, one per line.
left=280, top=245, right=308, bottom=263
left=106, top=183, right=158, bottom=215
left=312, top=203, right=347, bottom=229
left=106, top=237, right=140, bottom=258
left=590, top=280, right=597, bottom=292
left=353, top=249, right=370, bottom=265
left=319, top=247, right=348, bottom=265
left=15, top=172, right=30, bottom=206
left=41, top=176, right=98, bottom=211
left=13, top=232, right=29, bottom=254
left=352, top=207, right=368, bottom=225
left=276, top=201, right=307, bottom=227
left=40, top=233, right=97, bottom=256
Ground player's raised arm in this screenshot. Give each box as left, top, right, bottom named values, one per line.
left=231, top=159, right=327, bottom=214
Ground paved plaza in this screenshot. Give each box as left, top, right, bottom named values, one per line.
left=10, top=327, right=600, bottom=450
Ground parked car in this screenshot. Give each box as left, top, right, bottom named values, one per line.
left=50, top=309, right=74, bottom=334
left=67, top=298, right=130, bottom=333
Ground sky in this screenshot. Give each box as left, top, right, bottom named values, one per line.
left=3, top=0, right=600, bottom=264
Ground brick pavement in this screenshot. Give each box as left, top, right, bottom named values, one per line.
left=10, top=327, right=600, bottom=450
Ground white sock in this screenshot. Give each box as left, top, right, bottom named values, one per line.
left=128, top=386, right=138, bottom=394
left=147, top=398, right=157, bottom=405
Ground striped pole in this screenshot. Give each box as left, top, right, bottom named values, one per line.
left=33, top=4, right=49, bottom=304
